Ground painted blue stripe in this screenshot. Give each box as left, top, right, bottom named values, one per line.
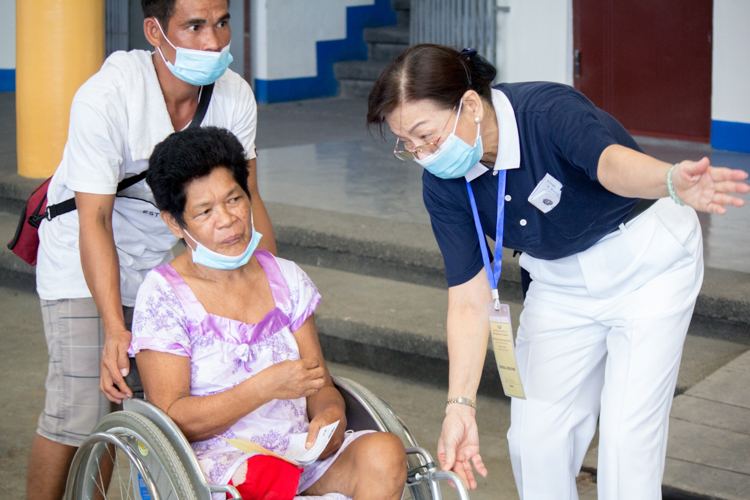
left=0, top=69, right=15, bottom=92
left=711, top=120, right=750, bottom=154
left=255, top=0, right=397, bottom=103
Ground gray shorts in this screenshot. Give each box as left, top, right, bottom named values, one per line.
left=37, top=298, right=142, bottom=447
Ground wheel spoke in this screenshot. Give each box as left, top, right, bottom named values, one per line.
left=94, top=451, right=108, bottom=499
left=124, top=455, right=134, bottom=500
left=113, top=448, right=126, bottom=500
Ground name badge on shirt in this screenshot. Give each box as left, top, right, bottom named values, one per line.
left=488, top=303, right=526, bottom=399
left=528, top=173, right=562, bottom=213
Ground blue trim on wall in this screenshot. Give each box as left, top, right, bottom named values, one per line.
left=255, top=0, right=397, bottom=103
left=0, top=69, right=15, bottom=92
left=711, top=120, right=750, bottom=154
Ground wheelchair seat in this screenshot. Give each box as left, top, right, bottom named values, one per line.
left=64, top=375, right=471, bottom=500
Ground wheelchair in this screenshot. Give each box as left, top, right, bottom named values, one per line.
left=64, top=375, right=471, bottom=500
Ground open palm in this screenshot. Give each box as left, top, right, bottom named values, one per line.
left=673, top=157, right=749, bottom=214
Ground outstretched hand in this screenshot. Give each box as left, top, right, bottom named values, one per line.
left=672, top=157, right=749, bottom=214
left=437, top=405, right=488, bottom=490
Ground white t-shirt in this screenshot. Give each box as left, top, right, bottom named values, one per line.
left=37, top=50, right=257, bottom=306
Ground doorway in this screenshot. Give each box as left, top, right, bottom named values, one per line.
left=573, top=0, right=713, bottom=142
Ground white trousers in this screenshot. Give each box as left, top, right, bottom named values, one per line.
left=508, top=199, right=704, bottom=500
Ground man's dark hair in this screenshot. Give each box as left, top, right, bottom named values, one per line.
left=141, top=0, right=177, bottom=30
left=141, top=0, right=230, bottom=33
left=147, top=126, right=250, bottom=227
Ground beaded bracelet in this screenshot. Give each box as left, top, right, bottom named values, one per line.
left=667, top=163, right=686, bottom=206
left=446, top=397, right=477, bottom=410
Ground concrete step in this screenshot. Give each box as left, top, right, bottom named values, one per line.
left=264, top=202, right=750, bottom=330
left=0, top=167, right=39, bottom=215
left=3, top=200, right=750, bottom=331
left=1, top=207, right=747, bottom=400
left=338, top=79, right=376, bottom=99
left=0, top=211, right=34, bottom=282
left=296, top=263, right=748, bottom=399
left=391, top=0, right=410, bottom=12
left=334, top=60, right=389, bottom=81
left=334, top=60, right=390, bottom=98
left=396, top=8, right=410, bottom=27
left=303, top=263, right=521, bottom=397
left=363, top=25, right=410, bottom=45
left=368, top=41, right=409, bottom=62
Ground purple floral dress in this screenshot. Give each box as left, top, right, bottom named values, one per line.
left=129, top=250, right=368, bottom=496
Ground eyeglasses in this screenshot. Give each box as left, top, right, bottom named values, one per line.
left=393, top=107, right=457, bottom=161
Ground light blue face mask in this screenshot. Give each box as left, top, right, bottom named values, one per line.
left=416, top=100, right=484, bottom=180
left=184, top=223, right=263, bottom=270
left=156, top=20, right=233, bottom=86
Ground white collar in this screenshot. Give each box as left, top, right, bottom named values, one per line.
left=465, top=88, right=521, bottom=181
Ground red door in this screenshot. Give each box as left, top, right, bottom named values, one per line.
left=574, top=0, right=713, bottom=142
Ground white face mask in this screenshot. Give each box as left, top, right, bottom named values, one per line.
left=183, top=213, right=262, bottom=270
left=155, top=19, right=233, bottom=86
left=416, top=99, right=484, bottom=179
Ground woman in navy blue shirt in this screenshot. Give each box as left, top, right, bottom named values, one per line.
left=366, top=44, right=749, bottom=500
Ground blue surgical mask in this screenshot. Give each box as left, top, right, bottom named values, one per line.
left=416, top=100, right=484, bottom=179
left=184, top=224, right=263, bottom=270
left=156, top=20, right=233, bottom=86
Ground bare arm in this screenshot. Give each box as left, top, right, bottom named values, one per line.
left=76, top=192, right=133, bottom=403
left=597, top=145, right=749, bottom=213
left=437, top=269, right=491, bottom=489
left=446, top=270, right=492, bottom=403
left=292, top=315, right=347, bottom=457
left=247, top=158, right=277, bottom=255
left=136, top=348, right=325, bottom=443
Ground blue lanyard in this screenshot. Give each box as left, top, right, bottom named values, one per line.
left=466, top=169, right=506, bottom=310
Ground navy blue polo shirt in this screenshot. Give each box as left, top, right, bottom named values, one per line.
left=423, top=82, right=643, bottom=287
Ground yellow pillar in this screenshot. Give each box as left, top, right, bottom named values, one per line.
left=16, top=0, right=105, bottom=178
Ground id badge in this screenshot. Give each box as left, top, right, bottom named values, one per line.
left=488, top=303, right=526, bottom=399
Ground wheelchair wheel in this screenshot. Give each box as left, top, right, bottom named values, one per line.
left=334, top=377, right=433, bottom=500
left=65, top=411, right=196, bottom=500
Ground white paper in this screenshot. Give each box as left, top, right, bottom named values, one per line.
left=284, top=420, right=340, bottom=466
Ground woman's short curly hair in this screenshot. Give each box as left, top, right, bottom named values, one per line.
left=147, top=126, right=250, bottom=227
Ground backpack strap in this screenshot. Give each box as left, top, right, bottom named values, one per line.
left=43, top=83, right=215, bottom=222
left=188, top=83, right=214, bottom=129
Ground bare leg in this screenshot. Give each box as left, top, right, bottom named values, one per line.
left=27, top=434, right=77, bottom=500
left=302, top=433, right=407, bottom=500
left=27, top=434, right=116, bottom=500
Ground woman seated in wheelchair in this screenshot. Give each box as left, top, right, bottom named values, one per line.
left=129, top=126, right=407, bottom=499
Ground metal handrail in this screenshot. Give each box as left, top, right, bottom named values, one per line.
left=410, top=0, right=499, bottom=70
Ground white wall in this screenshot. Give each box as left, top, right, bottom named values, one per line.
left=252, top=0, right=373, bottom=81
left=712, top=0, right=750, bottom=124
left=0, top=0, right=15, bottom=69
left=496, top=0, right=573, bottom=85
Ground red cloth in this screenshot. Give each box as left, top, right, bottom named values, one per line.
left=228, top=455, right=302, bottom=500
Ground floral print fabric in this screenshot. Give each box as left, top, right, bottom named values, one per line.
left=129, top=250, right=322, bottom=487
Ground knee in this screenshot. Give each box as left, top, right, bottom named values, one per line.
left=358, top=432, right=407, bottom=488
